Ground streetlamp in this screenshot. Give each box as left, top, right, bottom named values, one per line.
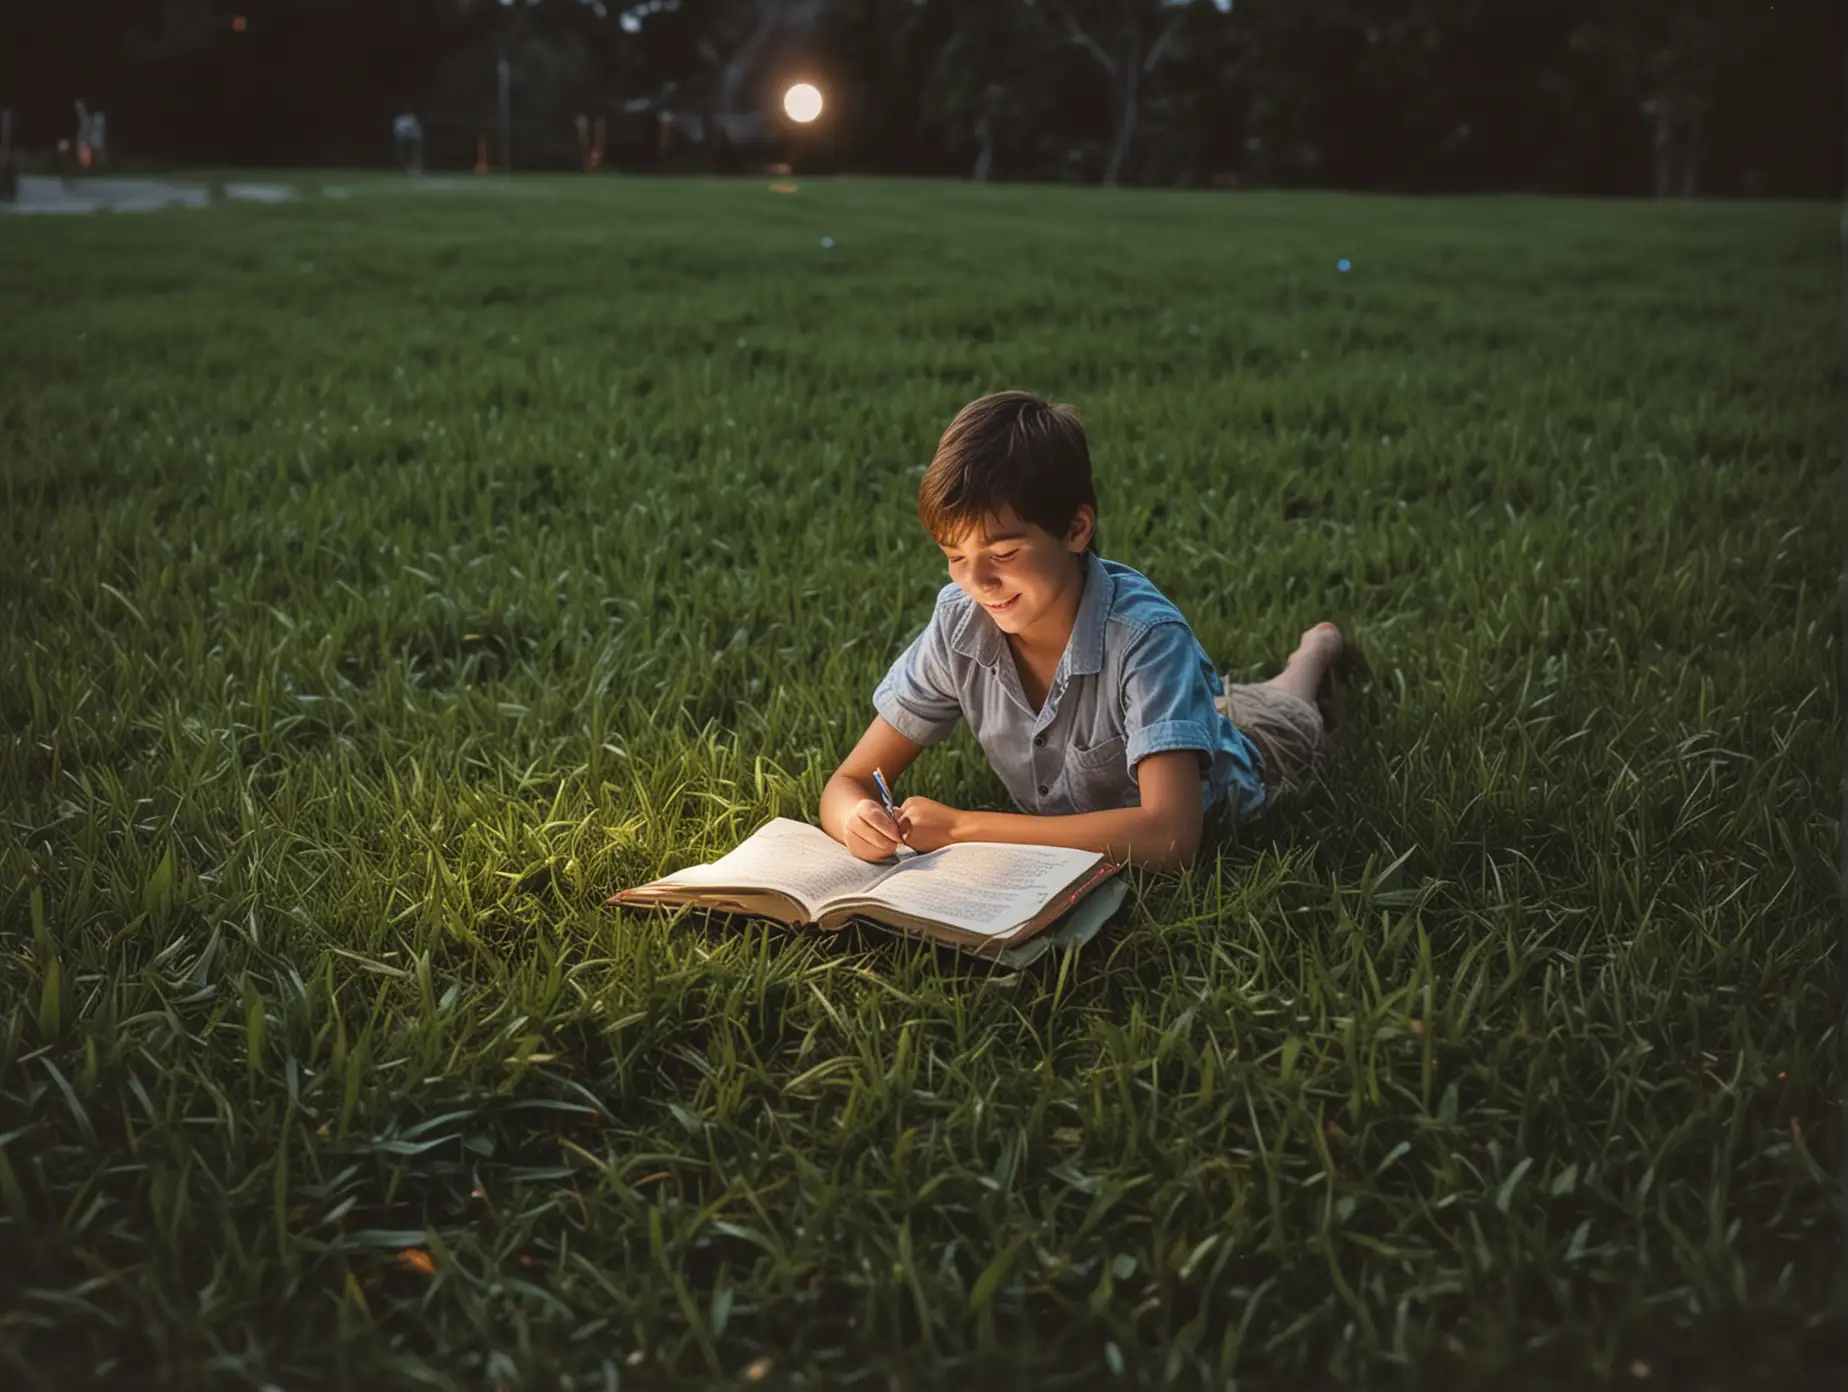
left=781, top=83, right=823, bottom=175
left=782, top=83, right=822, bottom=125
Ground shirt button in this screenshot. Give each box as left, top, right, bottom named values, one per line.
left=1033, top=733, right=1046, bottom=747
left=1038, top=784, right=1049, bottom=796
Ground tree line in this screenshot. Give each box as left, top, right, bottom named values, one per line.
left=1, top=0, right=1838, bottom=196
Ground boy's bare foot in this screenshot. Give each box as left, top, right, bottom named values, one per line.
left=1263, top=622, right=1371, bottom=724
left=1267, top=622, right=1370, bottom=726
left=1267, top=622, right=1342, bottom=707
left=1297, top=621, right=1346, bottom=667
left=1304, top=622, right=1371, bottom=730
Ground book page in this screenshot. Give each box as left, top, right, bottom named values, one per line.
left=843, top=842, right=1103, bottom=937
left=657, top=818, right=888, bottom=918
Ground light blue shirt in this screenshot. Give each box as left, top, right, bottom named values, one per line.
left=873, top=552, right=1269, bottom=824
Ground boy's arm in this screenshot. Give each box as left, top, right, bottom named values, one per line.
left=821, top=715, right=925, bottom=860
left=834, top=589, right=961, bottom=859
left=904, top=750, right=1205, bottom=872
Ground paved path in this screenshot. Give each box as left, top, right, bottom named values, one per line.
left=3, top=176, right=305, bottom=215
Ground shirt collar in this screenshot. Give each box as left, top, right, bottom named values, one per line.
left=1066, top=550, right=1113, bottom=676
left=950, top=550, right=1113, bottom=675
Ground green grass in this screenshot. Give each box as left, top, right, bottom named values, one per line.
left=0, top=176, right=1840, bottom=1389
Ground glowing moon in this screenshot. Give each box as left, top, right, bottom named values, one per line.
left=783, top=83, right=823, bottom=124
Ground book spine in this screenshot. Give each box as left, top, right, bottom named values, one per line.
left=1048, top=862, right=1122, bottom=919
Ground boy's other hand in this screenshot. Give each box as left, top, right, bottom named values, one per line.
left=896, top=797, right=962, bottom=853
left=845, top=798, right=907, bottom=861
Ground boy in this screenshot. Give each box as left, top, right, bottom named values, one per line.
left=819, top=391, right=1366, bottom=872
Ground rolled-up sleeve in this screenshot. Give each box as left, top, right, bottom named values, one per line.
left=873, top=602, right=963, bottom=747
left=1121, top=621, right=1219, bottom=777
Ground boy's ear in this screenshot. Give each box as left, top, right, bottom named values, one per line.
left=1065, top=505, right=1097, bottom=553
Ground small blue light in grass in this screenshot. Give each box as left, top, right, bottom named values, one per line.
left=1337, top=258, right=1352, bottom=273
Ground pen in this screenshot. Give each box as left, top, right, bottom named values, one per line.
left=872, top=767, right=911, bottom=851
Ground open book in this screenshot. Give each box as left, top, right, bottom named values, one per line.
left=608, top=818, right=1123, bottom=957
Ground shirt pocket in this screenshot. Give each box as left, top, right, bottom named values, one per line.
left=1067, top=733, right=1127, bottom=770
left=1063, top=733, right=1131, bottom=810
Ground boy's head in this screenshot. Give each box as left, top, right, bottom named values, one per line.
left=918, top=391, right=1099, bottom=637
left=918, top=391, right=1099, bottom=556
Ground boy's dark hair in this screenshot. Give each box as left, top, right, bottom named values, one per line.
left=918, top=391, right=1100, bottom=554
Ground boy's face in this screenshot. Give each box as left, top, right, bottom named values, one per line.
left=937, top=505, right=1096, bottom=642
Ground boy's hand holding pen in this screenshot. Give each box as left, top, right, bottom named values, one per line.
left=843, top=768, right=961, bottom=861
left=872, top=768, right=917, bottom=859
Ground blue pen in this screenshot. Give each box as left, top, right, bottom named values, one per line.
left=872, top=767, right=912, bottom=854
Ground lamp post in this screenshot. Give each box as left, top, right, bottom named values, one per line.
left=782, top=83, right=822, bottom=174
left=0, top=109, right=15, bottom=203
left=497, top=46, right=513, bottom=174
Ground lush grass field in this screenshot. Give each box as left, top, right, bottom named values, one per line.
left=0, top=176, right=1839, bottom=1389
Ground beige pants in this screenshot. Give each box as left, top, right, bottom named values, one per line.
left=1215, top=679, right=1330, bottom=799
